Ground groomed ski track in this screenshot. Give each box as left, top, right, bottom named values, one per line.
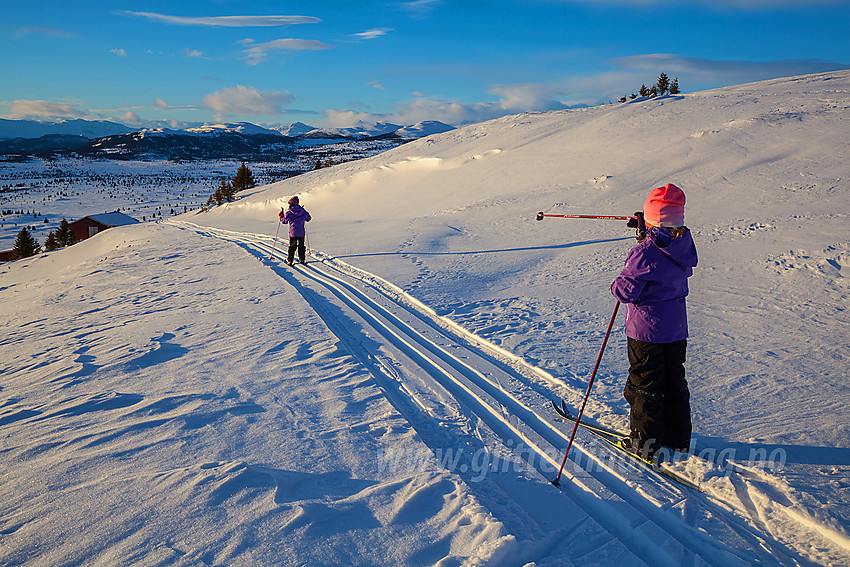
left=169, top=220, right=836, bottom=567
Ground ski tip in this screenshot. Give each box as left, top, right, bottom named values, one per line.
left=554, top=399, right=574, bottom=419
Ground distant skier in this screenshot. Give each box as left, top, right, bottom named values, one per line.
left=610, top=183, right=698, bottom=460
left=279, top=196, right=311, bottom=265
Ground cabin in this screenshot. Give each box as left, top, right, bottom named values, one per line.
left=69, top=212, right=139, bottom=242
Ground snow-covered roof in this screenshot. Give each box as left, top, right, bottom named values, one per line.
left=87, top=212, right=139, bottom=226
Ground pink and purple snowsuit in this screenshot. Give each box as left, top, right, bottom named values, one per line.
left=279, top=205, right=311, bottom=264
left=611, top=226, right=698, bottom=457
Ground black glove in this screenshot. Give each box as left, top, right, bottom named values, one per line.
left=627, top=212, right=647, bottom=240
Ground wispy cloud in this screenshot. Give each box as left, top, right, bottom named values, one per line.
left=185, top=49, right=206, bottom=59
left=109, top=48, right=126, bottom=57
left=119, top=11, right=321, bottom=27
left=201, top=85, right=294, bottom=118
left=151, top=99, right=197, bottom=112
left=352, top=28, right=393, bottom=40
left=240, top=38, right=332, bottom=65
left=611, top=53, right=850, bottom=85
left=14, top=26, right=75, bottom=39
left=2, top=100, right=88, bottom=120
left=398, top=0, right=441, bottom=17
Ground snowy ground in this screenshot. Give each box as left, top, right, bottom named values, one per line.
left=1, top=71, right=849, bottom=566
left=0, top=138, right=400, bottom=251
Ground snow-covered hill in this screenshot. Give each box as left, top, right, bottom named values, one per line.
left=2, top=71, right=849, bottom=566
left=392, top=120, right=456, bottom=139
left=0, top=119, right=457, bottom=159
left=183, top=122, right=285, bottom=136
left=0, top=118, right=135, bottom=140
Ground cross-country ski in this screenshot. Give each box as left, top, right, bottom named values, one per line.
left=551, top=399, right=702, bottom=491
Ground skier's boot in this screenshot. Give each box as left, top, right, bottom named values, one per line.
left=619, top=437, right=658, bottom=463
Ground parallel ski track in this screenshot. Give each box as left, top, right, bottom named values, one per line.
left=169, top=220, right=810, bottom=567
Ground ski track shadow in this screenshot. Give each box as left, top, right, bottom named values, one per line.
left=697, top=435, right=850, bottom=466
left=335, top=237, right=633, bottom=259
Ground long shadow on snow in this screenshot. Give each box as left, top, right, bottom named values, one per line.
left=696, top=435, right=850, bottom=467
left=333, top=237, right=633, bottom=259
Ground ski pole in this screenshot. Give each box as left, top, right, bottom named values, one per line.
left=271, top=216, right=281, bottom=260
left=537, top=211, right=646, bottom=240
left=552, top=301, right=621, bottom=486
left=537, top=212, right=634, bottom=221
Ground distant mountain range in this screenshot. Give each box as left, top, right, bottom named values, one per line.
left=0, top=119, right=455, bottom=160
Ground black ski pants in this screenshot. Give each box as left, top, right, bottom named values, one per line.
left=624, top=338, right=691, bottom=456
left=288, top=236, right=306, bottom=264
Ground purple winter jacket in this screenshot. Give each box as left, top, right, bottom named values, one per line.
left=280, top=205, right=311, bottom=237
left=611, top=227, right=698, bottom=343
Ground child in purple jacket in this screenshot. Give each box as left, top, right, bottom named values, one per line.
left=611, top=183, right=698, bottom=460
left=279, top=196, right=311, bottom=265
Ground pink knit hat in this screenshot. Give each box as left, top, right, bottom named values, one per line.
left=643, top=183, right=686, bottom=227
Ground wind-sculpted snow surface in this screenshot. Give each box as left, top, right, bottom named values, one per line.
left=2, top=71, right=849, bottom=565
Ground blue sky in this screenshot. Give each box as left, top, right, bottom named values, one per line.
left=2, top=0, right=848, bottom=129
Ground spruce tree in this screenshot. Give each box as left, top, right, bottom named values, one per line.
left=219, top=179, right=236, bottom=202
left=12, top=227, right=41, bottom=259
left=55, top=218, right=75, bottom=247
left=639, top=84, right=649, bottom=97
left=232, top=162, right=256, bottom=192
left=670, top=77, right=680, bottom=95
left=44, top=231, right=60, bottom=251
left=656, top=73, right=670, bottom=96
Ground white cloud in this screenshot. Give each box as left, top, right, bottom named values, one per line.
left=14, top=26, right=75, bottom=39
left=325, top=96, right=503, bottom=128
left=185, top=49, right=205, bottom=58
left=368, top=81, right=385, bottom=90
left=352, top=28, right=393, bottom=40
left=487, top=83, right=566, bottom=112
left=110, top=48, right=126, bottom=57
left=240, top=38, right=332, bottom=65
left=201, top=85, right=295, bottom=118
left=2, top=100, right=88, bottom=120
left=120, top=12, right=321, bottom=27
left=398, top=0, right=441, bottom=17
left=322, top=78, right=608, bottom=128
left=116, top=111, right=142, bottom=125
